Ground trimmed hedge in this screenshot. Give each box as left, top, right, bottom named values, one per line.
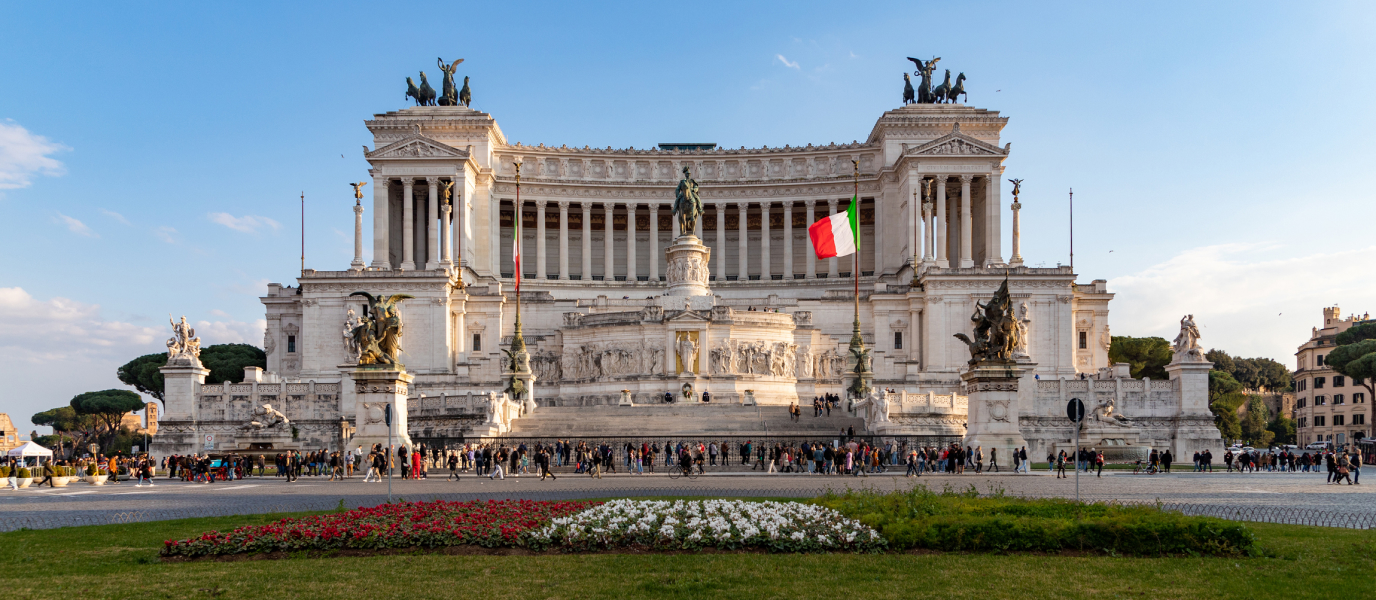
left=814, top=485, right=1256, bottom=557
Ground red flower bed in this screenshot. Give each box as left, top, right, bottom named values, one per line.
left=162, top=499, right=599, bottom=557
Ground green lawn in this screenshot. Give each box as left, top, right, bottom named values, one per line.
left=0, top=503, right=1371, bottom=600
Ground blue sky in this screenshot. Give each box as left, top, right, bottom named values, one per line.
left=3, top=2, right=1374, bottom=435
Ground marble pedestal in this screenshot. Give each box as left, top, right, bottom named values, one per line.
left=961, top=362, right=1029, bottom=460
left=664, top=235, right=711, bottom=297
left=345, top=366, right=415, bottom=453
left=229, top=429, right=301, bottom=452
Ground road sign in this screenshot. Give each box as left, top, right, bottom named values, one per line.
left=384, top=403, right=392, bottom=427
left=1067, top=398, right=1085, bottom=423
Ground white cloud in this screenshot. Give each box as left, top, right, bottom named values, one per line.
left=100, top=209, right=130, bottom=225
left=775, top=54, right=800, bottom=70
left=54, top=212, right=96, bottom=237
left=209, top=212, right=281, bottom=233
left=1108, top=243, right=1376, bottom=367
left=194, top=318, right=266, bottom=346
left=0, top=120, right=68, bottom=190
left=155, top=226, right=177, bottom=243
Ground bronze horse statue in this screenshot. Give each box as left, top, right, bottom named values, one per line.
left=417, top=72, right=437, bottom=106
left=933, top=70, right=952, bottom=104
left=458, top=76, right=471, bottom=107
left=405, top=77, right=423, bottom=106
left=902, top=73, right=916, bottom=105
left=947, top=72, right=967, bottom=104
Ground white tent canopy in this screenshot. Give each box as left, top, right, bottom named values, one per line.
left=7, top=441, right=53, bottom=458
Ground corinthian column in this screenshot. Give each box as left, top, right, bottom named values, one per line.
left=370, top=174, right=389, bottom=270
left=960, top=174, right=973, bottom=268
left=581, top=203, right=592, bottom=280
left=1010, top=195, right=1024, bottom=266
left=626, top=202, right=637, bottom=281
left=604, top=203, right=615, bottom=280
left=826, top=199, right=839, bottom=278
left=426, top=178, right=439, bottom=270
left=351, top=200, right=365, bottom=271
left=558, top=200, right=570, bottom=279
left=805, top=200, right=817, bottom=279
left=782, top=200, right=794, bottom=279
left=649, top=204, right=660, bottom=281
left=401, top=179, right=415, bottom=271
left=715, top=202, right=726, bottom=279
left=923, top=197, right=935, bottom=265
left=535, top=200, right=547, bottom=280
left=935, top=175, right=948, bottom=268
left=760, top=202, right=771, bottom=280
left=439, top=199, right=452, bottom=268
left=737, top=202, right=749, bottom=280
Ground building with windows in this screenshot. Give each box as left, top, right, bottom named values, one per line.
left=1294, top=306, right=1372, bottom=446
left=0, top=414, right=19, bottom=453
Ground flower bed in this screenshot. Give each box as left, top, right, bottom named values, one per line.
left=529, top=499, right=885, bottom=553
left=162, top=499, right=596, bottom=558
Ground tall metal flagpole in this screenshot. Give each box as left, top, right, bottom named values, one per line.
left=512, top=163, right=526, bottom=367
left=1068, top=188, right=1074, bottom=273
left=300, top=191, right=306, bottom=275
left=847, top=159, right=867, bottom=403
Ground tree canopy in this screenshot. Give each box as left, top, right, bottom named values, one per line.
left=1335, top=321, right=1376, bottom=346
left=1240, top=396, right=1275, bottom=447
left=70, top=389, right=146, bottom=451
left=1108, top=336, right=1172, bottom=379
left=1205, top=349, right=1291, bottom=392
left=117, top=352, right=167, bottom=401
left=201, top=343, right=267, bottom=384
left=1327, top=337, right=1376, bottom=401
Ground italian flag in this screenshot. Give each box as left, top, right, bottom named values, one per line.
left=808, top=196, right=859, bottom=259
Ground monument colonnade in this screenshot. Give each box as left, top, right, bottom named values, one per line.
left=360, top=172, right=1000, bottom=278
left=907, top=172, right=1001, bottom=270
left=498, top=197, right=868, bottom=282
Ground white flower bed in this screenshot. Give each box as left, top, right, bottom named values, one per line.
left=528, top=499, right=885, bottom=552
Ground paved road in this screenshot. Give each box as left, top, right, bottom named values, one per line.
left=2, top=469, right=1371, bottom=531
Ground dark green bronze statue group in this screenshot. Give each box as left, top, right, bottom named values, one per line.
left=903, top=56, right=966, bottom=105
left=406, top=57, right=471, bottom=107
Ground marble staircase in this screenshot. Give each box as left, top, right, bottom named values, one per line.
left=499, top=403, right=866, bottom=438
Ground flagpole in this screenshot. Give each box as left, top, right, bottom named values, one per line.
left=300, top=191, right=305, bottom=276
left=847, top=159, right=867, bottom=402
left=511, top=162, right=526, bottom=369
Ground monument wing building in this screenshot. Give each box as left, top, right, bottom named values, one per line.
left=152, top=98, right=1221, bottom=461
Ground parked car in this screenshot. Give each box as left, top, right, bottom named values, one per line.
left=1305, top=441, right=1332, bottom=451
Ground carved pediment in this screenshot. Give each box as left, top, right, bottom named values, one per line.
left=908, top=128, right=1006, bottom=157
left=665, top=309, right=710, bottom=323
left=367, top=135, right=467, bottom=160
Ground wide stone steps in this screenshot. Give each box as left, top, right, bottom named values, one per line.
left=501, top=404, right=866, bottom=438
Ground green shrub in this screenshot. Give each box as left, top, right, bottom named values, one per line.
left=17, top=468, right=32, bottom=478
left=86, top=465, right=97, bottom=476
left=0, top=466, right=9, bottom=478
left=814, top=485, right=1255, bottom=557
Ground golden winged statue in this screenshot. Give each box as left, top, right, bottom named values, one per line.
left=348, top=291, right=414, bottom=365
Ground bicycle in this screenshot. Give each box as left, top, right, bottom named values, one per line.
left=667, top=461, right=699, bottom=480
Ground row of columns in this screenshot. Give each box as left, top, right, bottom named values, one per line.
left=369, top=176, right=462, bottom=271
left=912, top=173, right=992, bottom=269
left=510, top=199, right=859, bottom=280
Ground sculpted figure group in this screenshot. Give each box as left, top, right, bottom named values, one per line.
left=347, top=292, right=413, bottom=365
left=904, top=56, right=967, bottom=105
left=953, top=277, right=1021, bottom=366
left=166, top=315, right=201, bottom=363
left=406, top=57, right=472, bottom=107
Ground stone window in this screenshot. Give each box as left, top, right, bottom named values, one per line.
left=1355, top=414, right=1367, bottom=425
left=1317, top=354, right=1325, bottom=366
left=894, top=331, right=903, bottom=350
left=1299, top=416, right=1308, bottom=428
left=1355, top=393, right=1366, bottom=403
left=1335, top=394, right=1345, bottom=405
left=1334, top=414, right=1346, bottom=426
left=1316, top=395, right=1326, bottom=405
left=1297, top=397, right=1306, bottom=408
left=1314, top=415, right=1326, bottom=427
left=1334, top=376, right=1345, bottom=387
left=1078, top=331, right=1087, bottom=349
left=473, top=333, right=481, bottom=352
left=1315, top=377, right=1325, bottom=389
left=287, top=335, right=296, bottom=353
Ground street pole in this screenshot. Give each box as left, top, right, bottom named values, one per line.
left=1075, top=419, right=1081, bottom=504
left=385, top=403, right=393, bottom=504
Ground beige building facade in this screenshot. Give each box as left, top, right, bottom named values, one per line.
left=1294, top=306, right=1372, bottom=446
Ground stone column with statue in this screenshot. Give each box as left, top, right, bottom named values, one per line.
left=1165, top=314, right=1224, bottom=458
left=150, top=315, right=211, bottom=456
left=954, top=277, right=1029, bottom=459
left=344, top=292, right=416, bottom=453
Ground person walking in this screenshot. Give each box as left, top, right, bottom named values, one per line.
left=1350, top=453, right=1361, bottom=485
left=1095, top=451, right=1105, bottom=477
left=489, top=448, right=506, bottom=480
left=1056, top=451, right=1067, bottom=479
left=989, top=447, right=999, bottom=473
left=447, top=451, right=460, bottom=481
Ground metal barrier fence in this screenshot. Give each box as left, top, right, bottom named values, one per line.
left=3, top=486, right=1372, bottom=533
